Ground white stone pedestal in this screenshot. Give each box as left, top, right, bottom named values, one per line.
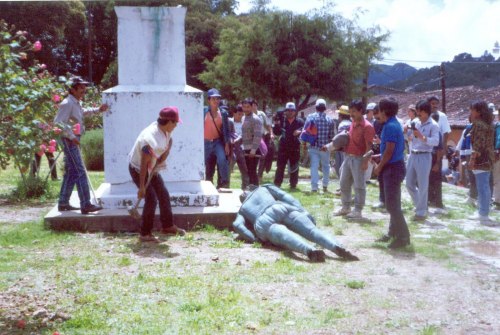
left=97, top=6, right=218, bottom=208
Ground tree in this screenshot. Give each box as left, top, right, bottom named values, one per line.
left=0, top=20, right=66, bottom=197
left=0, top=1, right=87, bottom=77
left=199, top=9, right=389, bottom=109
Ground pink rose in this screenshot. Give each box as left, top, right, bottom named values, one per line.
left=40, top=64, right=47, bottom=70
left=47, top=145, right=56, bottom=153
left=52, top=95, right=61, bottom=103
left=49, top=139, right=57, bottom=147
left=53, top=127, right=62, bottom=135
left=33, top=40, right=42, bottom=52
left=40, top=144, right=47, bottom=152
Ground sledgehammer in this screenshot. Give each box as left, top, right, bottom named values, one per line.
left=127, top=169, right=155, bottom=220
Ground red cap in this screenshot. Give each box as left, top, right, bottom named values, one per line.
left=159, top=106, right=182, bottom=123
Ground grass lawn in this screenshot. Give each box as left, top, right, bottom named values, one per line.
left=1, top=159, right=499, bottom=334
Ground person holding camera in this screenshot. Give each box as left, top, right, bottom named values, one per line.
left=405, top=100, right=440, bottom=221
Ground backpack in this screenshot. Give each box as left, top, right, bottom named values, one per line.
left=300, top=119, right=318, bottom=145
left=495, top=122, right=500, bottom=150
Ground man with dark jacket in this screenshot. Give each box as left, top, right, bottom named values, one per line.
left=273, top=102, right=304, bottom=189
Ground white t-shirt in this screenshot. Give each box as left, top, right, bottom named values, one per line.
left=232, top=119, right=243, bottom=136
left=128, top=121, right=171, bottom=172
left=436, top=111, right=451, bottom=136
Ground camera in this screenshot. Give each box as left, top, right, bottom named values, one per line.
left=410, top=122, right=416, bottom=130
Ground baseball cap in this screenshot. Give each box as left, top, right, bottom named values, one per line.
left=159, top=106, right=182, bottom=123
left=316, top=98, right=326, bottom=107
left=207, top=88, right=221, bottom=98
left=367, top=102, right=377, bottom=110
left=285, top=102, right=296, bottom=110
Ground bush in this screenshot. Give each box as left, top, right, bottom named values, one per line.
left=12, top=175, right=50, bottom=199
left=80, top=129, right=104, bottom=171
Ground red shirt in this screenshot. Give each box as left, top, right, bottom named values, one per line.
left=345, top=118, right=375, bottom=156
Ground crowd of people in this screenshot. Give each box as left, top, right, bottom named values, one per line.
left=204, top=89, right=498, bottom=234
left=52, top=80, right=498, bottom=247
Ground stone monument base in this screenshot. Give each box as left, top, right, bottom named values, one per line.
left=96, top=180, right=219, bottom=208
left=44, top=189, right=241, bottom=233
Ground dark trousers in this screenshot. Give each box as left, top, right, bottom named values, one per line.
left=258, top=133, right=275, bottom=177
left=245, top=153, right=260, bottom=186
left=274, top=149, right=300, bottom=188
left=428, top=153, right=444, bottom=208
left=382, top=160, right=410, bottom=240
left=129, top=165, right=173, bottom=236
left=378, top=173, right=385, bottom=204
left=229, top=144, right=249, bottom=190
left=31, top=152, right=58, bottom=180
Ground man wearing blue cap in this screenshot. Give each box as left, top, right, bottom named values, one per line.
left=204, top=88, right=230, bottom=189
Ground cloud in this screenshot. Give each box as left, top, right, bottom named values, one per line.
left=236, top=0, right=500, bottom=68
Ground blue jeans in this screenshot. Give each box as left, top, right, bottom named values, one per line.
left=205, top=139, right=229, bottom=187
left=309, top=147, right=330, bottom=190
left=129, top=165, right=173, bottom=236
left=474, top=171, right=491, bottom=217
left=255, top=202, right=340, bottom=255
left=58, top=137, right=91, bottom=208
left=340, top=155, right=366, bottom=211
left=382, top=160, right=410, bottom=240
left=405, top=153, right=432, bottom=216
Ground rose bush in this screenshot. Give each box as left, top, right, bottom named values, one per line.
left=0, top=20, right=66, bottom=197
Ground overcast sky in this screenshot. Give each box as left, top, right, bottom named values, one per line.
left=236, top=0, right=500, bottom=69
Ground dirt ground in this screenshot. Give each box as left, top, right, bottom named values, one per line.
left=1, top=190, right=499, bottom=334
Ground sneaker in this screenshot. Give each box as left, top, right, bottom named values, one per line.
left=160, top=225, right=186, bottom=236
left=139, top=234, right=160, bottom=243
left=346, top=210, right=362, bottom=219
left=323, top=186, right=328, bottom=193
left=334, top=247, right=359, bottom=261
left=81, top=204, right=103, bottom=215
left=58, top=204, right=80, bottom=211
left=388, top=238, right=410, bottom=249
left=412, top=215, right=427, bottom=222
left=334, top=189, right=342, bottom=196
left=307, top=249, right=326, bottom=262
left=333, top=208, right=351, bottom=216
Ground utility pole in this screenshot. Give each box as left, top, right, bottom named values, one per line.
left=440, top=62, right=446, bottom=113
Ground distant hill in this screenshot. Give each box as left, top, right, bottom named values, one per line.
left=368, top=63, right=417, bottom=86
left=386, top=52, right=500, bottom=92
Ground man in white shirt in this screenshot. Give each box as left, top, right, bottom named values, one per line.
left=427, top=96, right=451, bottom=211
left=128, top=107, right=186, bottom=243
